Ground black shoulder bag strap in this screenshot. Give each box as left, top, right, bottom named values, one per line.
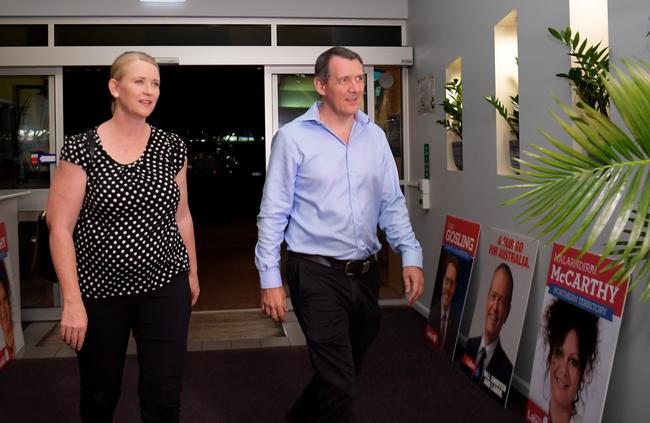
left=85, top=128, right=96, bottom=165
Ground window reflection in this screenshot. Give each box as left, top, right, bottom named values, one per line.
left=373, top=67, right=403, bottom=178
left=0, top=76, right=51, bottom=189
left=277, top=74, right=320, bottom=128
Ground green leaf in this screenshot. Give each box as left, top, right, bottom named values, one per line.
left=502, top=59, right=650, bottom=301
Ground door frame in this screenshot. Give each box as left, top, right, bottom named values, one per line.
left=0, top=67, right=62, bottom=212
left=0, top=67, right=64, bottom=321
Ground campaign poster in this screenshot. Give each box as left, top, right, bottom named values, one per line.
left=0, top=222, right=25, bottom=370
left=426, top=215, right=481, bottom=357
left=460, top=228, right=539, bottom=406
left=526, top=243, right=628, bottom=423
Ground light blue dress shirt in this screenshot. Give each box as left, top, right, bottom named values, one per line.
left=255, top=102, right=423, bottom=289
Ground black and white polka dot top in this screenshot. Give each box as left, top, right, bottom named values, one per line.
left=61, top=126, right=190, bottom=299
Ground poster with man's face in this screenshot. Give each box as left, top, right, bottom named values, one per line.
left=460, top=228, right=539, bottom=406
left=426, top=216, right=480, bottom=357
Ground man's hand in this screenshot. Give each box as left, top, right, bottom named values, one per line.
left=403, top=266, right=424, bottom=305
left=260, top=286, right=288, bottom=322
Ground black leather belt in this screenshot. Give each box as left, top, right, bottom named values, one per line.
left=291, top=252, right=375, bottom=276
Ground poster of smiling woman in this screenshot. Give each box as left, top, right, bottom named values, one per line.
left=460, top=228, right=539, bottom=406
left=526, top=243, right=628, bottom=423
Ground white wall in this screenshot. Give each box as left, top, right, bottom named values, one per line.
left=0, top=0, right=407, bottom=19
left=407, top=0, right=650, bottom=421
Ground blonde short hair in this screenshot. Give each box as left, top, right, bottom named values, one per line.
left=110, top=51, right=159, bottom=81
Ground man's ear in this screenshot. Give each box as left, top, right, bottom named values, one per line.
left=314, top=77, right=327, bottom=97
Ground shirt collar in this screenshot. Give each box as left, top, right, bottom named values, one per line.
left=298, top=101, right=372, bottom=126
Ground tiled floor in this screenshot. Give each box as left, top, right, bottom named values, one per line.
left=15, top=310, right=307, bottom=360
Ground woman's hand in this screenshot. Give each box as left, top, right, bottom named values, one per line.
left=189, top=272, right=200, bottom=306
left=176, top=160, right=200, bottom=306
left=60, top=299, right=88, bottom=351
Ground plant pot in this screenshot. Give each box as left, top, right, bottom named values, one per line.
left=451, top=141, right=463, bottom=171
left=509, top=139, right=519, bottom=170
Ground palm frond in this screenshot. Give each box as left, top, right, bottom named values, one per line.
left=502, top=59, right=650, bottom=300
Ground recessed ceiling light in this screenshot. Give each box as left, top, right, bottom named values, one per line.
left=140, top=0, right=186, bottom=3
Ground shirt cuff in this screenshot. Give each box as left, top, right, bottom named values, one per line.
left=259, top=268, right=283, bottom=289
left=401, top=249, right=423, bottom=269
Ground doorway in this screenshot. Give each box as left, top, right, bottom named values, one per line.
left=62, top=63, right=407, bottom=311
left=63, top=65, right=266, bottom=311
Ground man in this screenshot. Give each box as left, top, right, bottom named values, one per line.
left=428, top=255, right=460, bottom=354
left=255, top=46, right=424, bottom=423
left=465, top=263, right=514, bottom=389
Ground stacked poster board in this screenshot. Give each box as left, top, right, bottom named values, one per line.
left=526, top=243, right=628, bottom=423
left=426, top=215, right=481, bottom=357
left=460, top=228, right=539, bottom=406
left=425, top=214, right=629, bottom=418
left=1, top=222, right=24, bottom=369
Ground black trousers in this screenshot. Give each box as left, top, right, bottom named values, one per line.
left=77, top=272, right=192, bottom=423
left=286, top=254, right=381, bottom=423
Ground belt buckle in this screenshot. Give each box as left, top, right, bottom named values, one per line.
left=345, top=259, right=370, bottom=276
left=345, top=261, right=357, bottom=276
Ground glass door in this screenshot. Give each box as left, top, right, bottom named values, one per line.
left=0, top=69, right=63, bottom=321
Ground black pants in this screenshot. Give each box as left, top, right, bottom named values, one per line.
left=286, top=255, right=381, bottom=423
left=77, top=272, right=192, bottom=423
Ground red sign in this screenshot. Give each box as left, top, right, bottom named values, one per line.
left=443, top=215, right=481, bottom=257
left=0, top=222, right=7, bottom=258
left=462, top=353, right=478, bottom=373
left=547, top=243, right=627, bottom=318
left=425, top=324, right=438, bottom=347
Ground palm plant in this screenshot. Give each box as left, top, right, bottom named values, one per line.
left=548, top=26, right=610, bottom=117
left=485, top=94, right=519, bottom=140
left=436, top=78, right=463, bottom=139
left=502, top=59, right=650, bottom=300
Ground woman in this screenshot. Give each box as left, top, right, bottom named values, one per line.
left=0, top=261, right=15, bottom=359
left=543, top=299, right=599, bottom=423
left=47, top=51, right=199, bottom=422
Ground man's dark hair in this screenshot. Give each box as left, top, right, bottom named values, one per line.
left=314, top=46, right=364, bottom=82
left=446, top=255, right=459, bottom=275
